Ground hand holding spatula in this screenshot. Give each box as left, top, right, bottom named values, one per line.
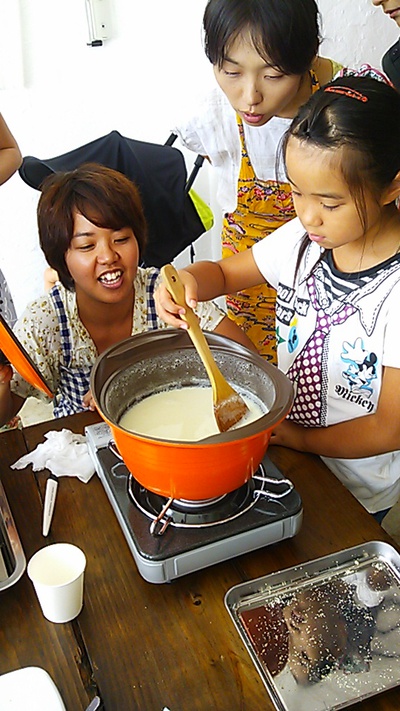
left=161, top=264, right=249, bottom=433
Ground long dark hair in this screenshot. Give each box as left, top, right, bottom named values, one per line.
left=203, top=0, right=321, bottom=76
left=281, top=75, right=400, bottom=274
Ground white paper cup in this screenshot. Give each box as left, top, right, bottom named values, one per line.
left=27, top=543, right=86, bottom=623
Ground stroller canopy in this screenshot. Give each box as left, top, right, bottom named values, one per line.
left=19, top=130, right=212, bottom=268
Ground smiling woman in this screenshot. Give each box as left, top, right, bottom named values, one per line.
left=64, top=213, right=140, bottom=339
left=0, top=163, right=253, bottom=428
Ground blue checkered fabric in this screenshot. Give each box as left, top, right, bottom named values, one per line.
left=50, top=285, right=92, bottom=417
left=48, top=270, right=160, bottom=417
left=146, top=268, right=159, bottom=330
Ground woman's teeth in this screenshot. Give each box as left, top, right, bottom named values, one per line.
left=99, top=270, right=122, bottom=284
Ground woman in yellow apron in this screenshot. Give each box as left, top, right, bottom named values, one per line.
left=221, top=78, right=321, bottom=362
left=173, top=0, right=342, bottom=361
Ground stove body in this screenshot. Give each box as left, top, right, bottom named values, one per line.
left=85, top=422, right=303, bottom=583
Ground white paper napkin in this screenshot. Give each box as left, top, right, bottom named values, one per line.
left=11, top=429, right=95, bottom=483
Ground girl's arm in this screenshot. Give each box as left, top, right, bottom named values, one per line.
left=0, top=365, right=25, bottom=426
left=271, top=365, right=400, bottom=458
left=0, top=114, right=22, bottom=185
left=213, top=315, right=258, bottom=352
left=155, top=249, right=264, bottom=329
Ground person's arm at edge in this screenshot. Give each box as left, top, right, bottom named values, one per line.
left=0, top=365, right=26, bottom=426
left=0, top=114, right=22, bottom=184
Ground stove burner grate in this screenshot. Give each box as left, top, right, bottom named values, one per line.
left=128, top=463, right=293, bottom=535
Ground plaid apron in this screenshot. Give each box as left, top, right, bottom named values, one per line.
left=50, top=270, right=160, bottom=417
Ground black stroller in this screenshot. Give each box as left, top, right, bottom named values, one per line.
left=18, top=130, right=213, bottom=267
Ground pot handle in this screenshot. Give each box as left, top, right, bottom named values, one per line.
left=252, top=473, right=294, bottom=499
left=108, top=440, right=122, bottom=460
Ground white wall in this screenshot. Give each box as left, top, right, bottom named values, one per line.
left=0, top=0, right=398, bottom=315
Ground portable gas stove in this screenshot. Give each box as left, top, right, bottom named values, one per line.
left=85, top=422, right=303, bottom=584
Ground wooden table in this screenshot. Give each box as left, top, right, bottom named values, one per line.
left=0, top=410, right=399, bottom=711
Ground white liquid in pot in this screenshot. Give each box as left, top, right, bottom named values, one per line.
left=119, top=385, right=266, bottom=442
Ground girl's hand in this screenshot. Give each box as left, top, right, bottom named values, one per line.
left=82, top=389, right=97, bottom=411
left=270, top=419, right=306, bottom=451
left=154, top=269, right=199, bottom=329
left=0, top=363, right=13, bottom=386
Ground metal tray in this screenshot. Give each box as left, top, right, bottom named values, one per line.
left=225, top=541, right=400, bottom=711
left=0, top=477, right=26, bottom=590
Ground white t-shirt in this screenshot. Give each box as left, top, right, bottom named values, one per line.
left=252, top=217, right=400, bottom=513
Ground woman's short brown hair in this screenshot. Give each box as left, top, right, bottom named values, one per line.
left=37, top=162, right=148, bottom=290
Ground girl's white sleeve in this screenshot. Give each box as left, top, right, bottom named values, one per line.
left=252, top=217, right=306, bottom=288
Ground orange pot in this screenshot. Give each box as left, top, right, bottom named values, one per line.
left=90, top=330, right=293, bottom=501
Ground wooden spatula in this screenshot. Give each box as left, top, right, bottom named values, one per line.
left=161, top=264, right=249, bottom=433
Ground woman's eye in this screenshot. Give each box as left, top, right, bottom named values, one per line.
left=78, top=243, right=94, bottom=251
left=323, top=204, right=340, bottom=211
left=114, top=236, right=130, bottom=244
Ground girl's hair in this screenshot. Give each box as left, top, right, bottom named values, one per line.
left=281, top=75, right=400, bottom=272
left=203, top=0, right=321, bottom=76
left=38, top=163, right=147, bottom=291
left=283, top=75, right=400, bottom=228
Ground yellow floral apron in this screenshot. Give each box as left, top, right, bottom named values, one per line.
left=222, top=70, right=320, bottom=362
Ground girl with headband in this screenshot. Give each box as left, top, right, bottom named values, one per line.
left=156, top=75, right=400, bottom=523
